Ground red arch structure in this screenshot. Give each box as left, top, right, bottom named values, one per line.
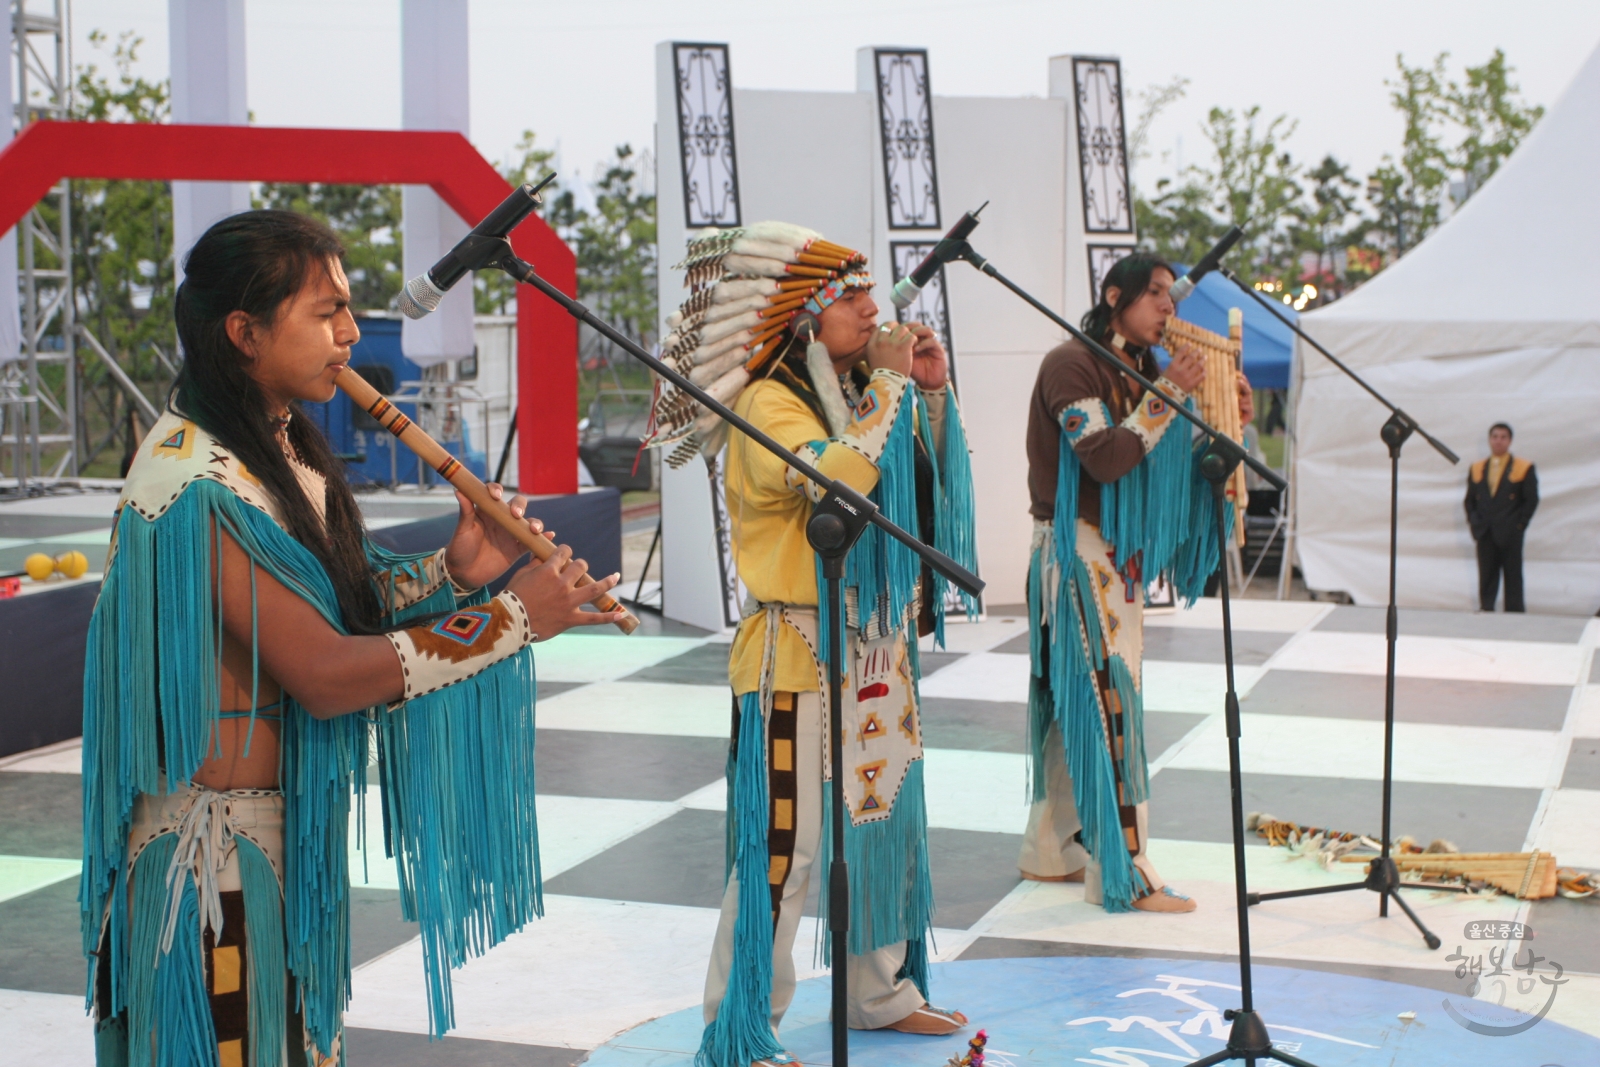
left=0, top=120, right=578, bottom=494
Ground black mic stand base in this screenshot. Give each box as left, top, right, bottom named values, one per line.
left=1244, top=412, right=1443, bottom=952
left=1180, top=444, right=1326, bottom=1067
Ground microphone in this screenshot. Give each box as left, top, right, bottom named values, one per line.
left=1168, top=225, right=1243, bottom=303
left=890, top=202, right=988, bottom=309
left=398, top=172, right=557, bottom=319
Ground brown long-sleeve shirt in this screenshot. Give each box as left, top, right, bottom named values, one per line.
left=1026, top=337, right=1165, bottom=525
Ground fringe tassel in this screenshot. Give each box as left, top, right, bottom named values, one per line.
left=127, top=834, right=219, bottom=1067
left=920, top=385, right=980, bottom=645
left=819, top=760, right=935, bottom=958
left=696, top=692, right=785, bottom=1067
left=237, top=838, right=287, bottom=1067
left=899, top=934, right=932, bottom=1000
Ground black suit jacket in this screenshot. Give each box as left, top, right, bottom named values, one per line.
left=1465, top=455, right=1538, bottom=545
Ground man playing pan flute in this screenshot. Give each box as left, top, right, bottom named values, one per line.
left=647, top=222, right=981, bottom=1066
left=1019, top=252, right=1252, bottom=913
left=82, top=211, right=624, bottom=1065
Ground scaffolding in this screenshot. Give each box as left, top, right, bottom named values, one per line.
left=3, top=0, right=75, bottom=493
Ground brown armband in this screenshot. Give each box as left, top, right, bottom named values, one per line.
left=384, top=590, right=536, bottom=702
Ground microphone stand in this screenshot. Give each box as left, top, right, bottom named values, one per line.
left=1216, top=266, right=1459, bottom=949
left=949, top=238, right=1326, bottom=1066
left=491, top=251, right=983, bottom=1067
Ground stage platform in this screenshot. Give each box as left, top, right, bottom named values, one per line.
left=584, top=956, right=1600, bottom=1066
left=0, top=485, right=620, bottom=758
left=1, top=596, right=1596, bottom=1064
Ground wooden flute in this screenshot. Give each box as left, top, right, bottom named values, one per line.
left=334, top=367, right=640, bottom=635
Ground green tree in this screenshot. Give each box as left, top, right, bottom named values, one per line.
left=1445, top=49, right=1544, bottom=200
left=254, top=183, right=403, bottom=309
left=1135, top=177, right=1219, bottom=268
left=570, top=145, right=656, bottom=353
left=64, top=31, right=176, bottom=473
left=1195, top=106, right=1302, bottom=284
left=1366, top=53, right=1450, bottom=255
left=1287, top=155, right=1366, bottom=301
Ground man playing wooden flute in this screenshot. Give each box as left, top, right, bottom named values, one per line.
left=82, top=211, right=625, bottom=1065
left=646, top=222, right=981, bottom=1067
left=1018, top=251, right=1252, bottom=913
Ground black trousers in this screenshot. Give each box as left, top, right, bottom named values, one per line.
left=1476, top=534, right=1525, bottom=612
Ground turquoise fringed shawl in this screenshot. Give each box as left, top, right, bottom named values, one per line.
left=1033, top=399, right=1227, bottom=911
left=82, top=477, right=542, bottom=1053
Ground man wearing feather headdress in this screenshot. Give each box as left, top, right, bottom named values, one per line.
left=646, top=223, right=981, bottom=1067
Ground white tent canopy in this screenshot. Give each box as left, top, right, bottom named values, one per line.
left=1293, top=42, right=1600, bottom=615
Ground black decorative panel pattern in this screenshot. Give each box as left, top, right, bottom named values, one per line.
left=874, top=49, right=941, bottom=230
left=673, top=43, right=741, bottom=228
left=1086, top=244, right=1131, bottom=305
left=889, top=241, right=957, bottom=391
left=1072, top=57, right=1134, bottom=235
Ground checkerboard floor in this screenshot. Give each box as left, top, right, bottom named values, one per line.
left=3, top=600, right=1597, bottom=1064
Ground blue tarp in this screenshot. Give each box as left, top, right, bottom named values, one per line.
left=1168, top=268, right=1296, bottom=390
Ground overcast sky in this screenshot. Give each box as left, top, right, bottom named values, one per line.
left=72, top=0, right=1600, bottom=202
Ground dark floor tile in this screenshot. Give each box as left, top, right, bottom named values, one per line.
left=924, top=828, right=1026, bottom=929
left=533, top=731, right=726, bottom=801
left=1316, top=605, right=1588, bottom=643
left=1241, top=670, right=1570, bottom=731
left=0, top=771, right=83, bottom=858
left=918, top=650, right=966, bottom=677
left=622, top=642, right=731, bottom=685
left=920, top=699, right=1027, bottom=753
left=986, top=603, right=1028, bottom=618
left=0, top=877, right=85, bottom=995
left=1143, top=627, right=1287, bottom=667
left=543, top=809, right=725, bottom=909
left=1524, top=893, right=1600, bottom=976
left=990, top=631, right=1033, bottom=656
left=349, top=887, right=421, bottom=967
left=1591, top=653, right=1599, bottom=684
left=343, top=1028, right=584, bottom=1067
left=1561, top=739, right=1600, bottom=790
left=1148, top=769, right=1541, bottom=853
left=956, top=936, right=1467, bottom=994
left=538, top=680, right=587, bottom=701
left=1144, top=711, right=1208, bottom=763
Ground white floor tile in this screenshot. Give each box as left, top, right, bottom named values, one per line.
left=677, top=780, right=728, bottom=811
left=1270, top=631, right=1585, bottom=686
left=919, top=616, right=1032, bottom=655
left=346, top=895, right=724, bottom=1047
left=1161, top=713, right=1563, bottom=789
left=533, top=634, right=709, bottom=684
left=536, top=681, right=730, bottom=736
left=1143, top=598, right=1333, bottom=634
left=0, top=738, right=82, bottom=773
left=1534, top=788, right=1600, bottom=869
left=0, top=988, right=95, bottom=1065
left=349, top=795, right=681, bottom=890
left=919, top=652, right=1030, bottom=703
left=1143, top=662, right=1264, bottom=713
left=1572, top=685, right=1600, bottom=738
left=923, top=749, right=1029, bottom=834
left=979, top=841, right=1528, bottom=973
left=0, top=855, right=80, bottom=904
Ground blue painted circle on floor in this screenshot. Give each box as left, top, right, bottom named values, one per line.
left=582, top=956, right=1599, bottom=1066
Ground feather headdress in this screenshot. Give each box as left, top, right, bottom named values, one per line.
left=646, top=221, right=870, bottom=468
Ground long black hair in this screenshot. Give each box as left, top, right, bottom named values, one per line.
left=1081, top=252, right=1175, bottom=343
left=171, top=210, right=382, bottom=634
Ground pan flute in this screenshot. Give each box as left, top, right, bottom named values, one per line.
left=1163, top=309, right=1248, bottom=543
left=1341, top=850, right=1559, bottom=900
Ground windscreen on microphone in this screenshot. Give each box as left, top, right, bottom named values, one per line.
left=1169, top=225, right=1243, bottom=303
left=890, top=202, right=988, bottom=309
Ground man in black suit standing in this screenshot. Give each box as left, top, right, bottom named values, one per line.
left=1465, top=423, right=1539, bottom=612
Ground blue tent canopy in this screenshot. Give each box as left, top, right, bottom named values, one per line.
left=1166, top=268, right=1296, bottom=390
